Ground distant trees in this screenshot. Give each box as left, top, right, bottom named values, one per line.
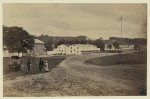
left=107, top=43, right=112, bottom=50
left=133, top=44, right=138, bottom=50
left=3, top=25, right=146, bottom=55
left=54, top=39, right=92, bottom=48
left=3, top=26, right=34, bottom=54
left=109, top=37, right=147, bottom=45
left=94, top=38, right=105, bottom=51
left=54, top=38, right=105, bottom=51
left=37, top=34, right=92, bottom=48
left=54, top=39, right=66, bottom=48
left=133, top=44, right=142, bottom=53
left=39, top=35, right=149, bottom=53
left=37, top=34, right=50, bottom=43
left=113, top=41, right=120, bottom=51
left=45, top=39, right=54, bottom=51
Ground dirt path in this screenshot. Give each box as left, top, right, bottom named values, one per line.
left=58, top=52, right=146, bottom=95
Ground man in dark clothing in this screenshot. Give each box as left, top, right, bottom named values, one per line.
left=39, top=58, right=43, bottom=73
left=27, top=58, right=31, bottom=72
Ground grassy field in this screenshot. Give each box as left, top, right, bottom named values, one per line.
left=3, top=50, right=147, bottom=96
left=85, top=52, right=147, bottom=95
left=85, top=52, right=147, bottom=66
left=3, top=56, right=66, bottom=75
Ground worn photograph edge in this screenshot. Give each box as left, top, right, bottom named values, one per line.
left=0, top=0, right=150, bottom=98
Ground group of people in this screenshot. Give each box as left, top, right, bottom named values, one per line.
left=27, top=58, right=49, bottom=73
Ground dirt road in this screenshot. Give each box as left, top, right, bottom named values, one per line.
left=3, top=52, right=146, bottom=96
left=58, top=53, right=146, bottom=95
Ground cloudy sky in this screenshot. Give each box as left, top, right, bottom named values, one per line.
left=3, top=3, right=147, bottom=39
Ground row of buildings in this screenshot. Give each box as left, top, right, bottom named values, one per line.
left=31, top=39, right=100, bottom=55
left=53, top=44, right=100, bottom=55
left=3, top=39, right=134, bottom=57
left=3, top=39, right=100, bottom=57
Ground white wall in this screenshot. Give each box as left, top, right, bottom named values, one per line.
left=3, top=52, right=22, bottom=57
left=54, top=44, right=99, bottom=55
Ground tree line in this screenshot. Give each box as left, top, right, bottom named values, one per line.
left=3, top=26, right=147, bottom=53
left=109, top=37, right=147, bottom=45
left=37, top=34, right=105, bottom=51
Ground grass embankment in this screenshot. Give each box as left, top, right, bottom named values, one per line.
left=85, top=52, right=147, bottom=95
left=85, top=53, right=146, bottom=66
left=3, top=56, right=66, bottom=75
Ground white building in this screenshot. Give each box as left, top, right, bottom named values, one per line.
left=53, top=44, right=100, bottom=55
left=3, top=45, right=9, bottom=54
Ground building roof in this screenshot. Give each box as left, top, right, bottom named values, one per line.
left=57, top=44, right=71, bottom=48
left=73, top=44, right=96, bottom=47
left=34, top=39, right=44, bottom=44
left=58, top=44, right=97, bottom=47
left=63, top=44, right=71, bottom=47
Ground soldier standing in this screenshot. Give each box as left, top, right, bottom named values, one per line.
left=39, top=58, right=43, bottom=73
left=27, top=58, right=31, bottom=72
left=43, top=60, right=49, bottom=72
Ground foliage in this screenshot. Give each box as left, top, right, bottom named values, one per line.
left=3, top=26, right=34, bottom=53
left=133, top=44, right=138, bottom=50
left=107, top=44, right=112, bottom=49
left=133, top=44, right=142, bottom=53
left=94, top=38, right=105, bottom=51
left=109, top=37, right=147, bottom=45
left=54, top=39, right=93, bottom=48
left=37, top=34, right=91, bottom=48
left=45, top=39, right=54, bottom=51
left=113, top=41, right=120, bottom=50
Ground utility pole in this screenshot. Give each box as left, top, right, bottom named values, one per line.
left=120, top=16, right=123, bottom=52
left=118, top=16, right=123, bottom=65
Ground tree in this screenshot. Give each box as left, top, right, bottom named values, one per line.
left=54, top=39, right=65, bottom=48
left=134, top=44, right=142, bottom=53
left=94, top=39, right=105, bottom=51
left=107, top=43, right=112, bottom=50
left=45, top=39, right=54, bottom=51
left=3, top=26, right=34, bottom=54
left=113, top=41, right=120, bottom=51
left=133, top=44, right=138, bottom=50
left=37, top=34, right=50, bottom=43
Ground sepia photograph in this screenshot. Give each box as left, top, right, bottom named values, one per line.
left=3, top=3, right=147, bottom=96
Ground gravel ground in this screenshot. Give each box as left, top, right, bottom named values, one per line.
left=3, top=51, right=147, bottom=96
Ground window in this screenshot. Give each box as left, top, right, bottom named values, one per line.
left=71, top=47, right=72, bottom=49
left=77, top=47, right=79, bottom=49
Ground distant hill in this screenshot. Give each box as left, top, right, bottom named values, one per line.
left=108, top=37, right=147, bottom=45
left=36, top=34, right=147, bottom=46
left=37, top=35, right=87, bottom=43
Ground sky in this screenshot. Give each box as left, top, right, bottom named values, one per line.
left=3, top=3, right=147, bottom=40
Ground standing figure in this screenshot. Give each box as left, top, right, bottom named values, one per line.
left=43, top=60, right=49, bottom=72
left=39, top=58, right=43, bottom=73
left=27, top=58, right=31, bottom=72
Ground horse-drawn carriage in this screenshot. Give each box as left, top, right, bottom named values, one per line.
left=9, top=56, right=22, bottom=72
